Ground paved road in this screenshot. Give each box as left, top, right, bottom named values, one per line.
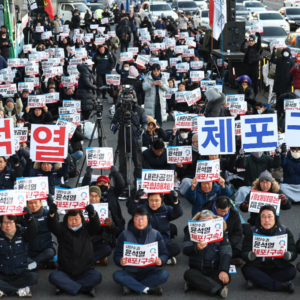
left=27, top=11, right=300, bottom=300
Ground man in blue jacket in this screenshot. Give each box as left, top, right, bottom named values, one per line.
left=184, top=177, right=232, bottom=217
left=0, top=54, right=7, bottom=70
left=127, top=191, right=183, bottom=265
left=155, top=17, right=166, bottom=30
left=113, top=208, right=169, bottom=295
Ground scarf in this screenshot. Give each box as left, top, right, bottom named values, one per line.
left=4, top=229, right=16, bottom=240
left=192, top=144, right=198, bottom=152
left=32, top=206, right=44, bottom=219
left=68, top=223, right=83, bottom=231
left=151, top=72, right=161, bottom=95
left=212, top=201, right=230, bottom=221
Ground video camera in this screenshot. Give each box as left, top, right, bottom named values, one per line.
left=93, top=97, right=103, bottom=115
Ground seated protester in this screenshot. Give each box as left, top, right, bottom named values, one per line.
left=237, top=75, right=255, bottom=105
left=203, top=197, right=243, bottom=265
left=21, top=196, right=57, bottom=269
left=113, top=208, right=169, bottom=296
left=116, top=60, right=130, bottom=82
left=24, top=160, right=69, bottom=195
left=235, top=148, right=281, bottom=205
left=255, top=101, right=274, bottom=114
left=240, top=170, right=291, bottom=228
left=241, top=205, right=297, bottom=293
left=82, top=166, right=126, bottom=233
left=48, top=204, right=102, bottom=296
left=23, top=106, right=53, bottom=124
left=143, top=116, right=167, bottom=148
left=0, top=156, right=23, bottom=189
left=0, top=210, right=38, bottom=297
left=169, top=126, right=191, bottom=146
left=142, top=139, right=176, bottom=171
left=70, top=126, right=84, bottom=162
left=189, top=99, right=205, bottom=115
left=88, top=186, right=117, bottom=265
left=173, top=82, right=189, bottom=113
left=281, top=145, right=300, bottom=185
left=204, top=88, right=226, bottom=117
left=184, top=177, right=232, bottom=217
left=0, top=96, right=23, bottom=127
left=20, top=89, right=29, bottom=111
left=128, top=191, right=183, bottom=265
left=182, top=210, right=231, bottom=298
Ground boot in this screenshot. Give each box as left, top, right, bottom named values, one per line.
left=282, top=282, right=295, bottom=293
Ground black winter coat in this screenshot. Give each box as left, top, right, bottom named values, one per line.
left=0, top=37, right=12, bottom=59
left=0, top=165, right=22, bottom=190
left=202, top=200, right=243, bottom=249
left=47, top=211, right=101, bottom=277
left=241, top=37, right=261, bottom=65
left=71, top=127, right=84, bottom=152
left=92, top=48, right=114, bottom=75
left=166, top=23, right=177, bottom=36
left=72, top=15, right=81, bottom=28
left=142, top=148, right=176, bottom=171
left=23, top=27, right=33, bottom=44
left=271, top=48, right=294, bottom=95
left=23, top=110, right=53, bottom=124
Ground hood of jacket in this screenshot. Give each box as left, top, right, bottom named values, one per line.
left=147, top=115, right=157, bottom=132
left=77, top=63, right=92, bottom=75
left=205, top=89, right=226, bottom=111
left=33, top=162, right=62, bottom=171
left=282, top=47, right=291, bottom=58
left=287, top=150, right=300, bottom=162
left=252, top=178, right=280, bottom=193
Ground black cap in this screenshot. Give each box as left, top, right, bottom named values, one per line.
left=22, top=89, right=29, bottom=93
left=249, top=35, right=255, bottom=41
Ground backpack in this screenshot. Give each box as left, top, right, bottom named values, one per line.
left=120, top=25, right=130, bottom=42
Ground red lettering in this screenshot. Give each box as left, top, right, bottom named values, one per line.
left=53, top=127, right=66, bottom=145
left=36, top=146, right=65, bottom=161
left=0, top=119, right=11, bottom=139
left=33, top=127, right=52, bottom=144
left=0, top=141, right=12, bottom=155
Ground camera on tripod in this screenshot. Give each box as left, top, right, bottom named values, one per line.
left=93, top=98, right=103, bottom=114
left=120, top=85, right=136, bottom=119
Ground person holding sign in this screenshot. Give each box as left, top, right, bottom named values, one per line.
left=240, top=170, right=291, bottom=230
left=241, top=205, right=297, bottom=293
left=0, top=209, right=38, bottom=297
left=48, top=204, right=102, bottom=296
left=0, top=96, right=23, bottom=127
left=127, top=191, right=183, bottom=265
left=113, top=208, right=169, bottom=296
left=23, top=106, right=53, bottom=124
left=0, top=157, right=23, bottom=190
left=204, top=88, right=226, bottom=118
left=182, top=210, right=231, bottom=298
left=185, top=177, right=232, bottom=217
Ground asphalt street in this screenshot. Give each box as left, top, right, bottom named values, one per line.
left=25, top=6, right=300, bottom=299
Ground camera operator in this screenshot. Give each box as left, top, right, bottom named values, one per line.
left=110, top=85, right=148, bottom=186
left=76, top=60, right=99, bottom=120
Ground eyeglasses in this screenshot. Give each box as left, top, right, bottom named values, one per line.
left=242, top=81, right=248, bottom=83
left=149, top=200, right=161, bottom=203
left=134, top=217, right=147, bottom=221
left=2, top=221, right=15, bottom=225
left=261, top=215, right=274, bottom=220
left=90, top=194, right=100, bottom=199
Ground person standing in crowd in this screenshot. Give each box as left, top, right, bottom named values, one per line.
left=178, top=11, right=188, bottom=32
left=0, top=31, right=12, bottom=61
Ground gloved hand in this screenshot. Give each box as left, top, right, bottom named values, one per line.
left=283, top=251, right=292, bottom=261
left=111, top=123, right=118, bottom=133
left=12, top=154, right=19, bottom=165
left=110, top=165, right=118, bottom=173
left=239, top=148, right=245, bottom=158
left=63, top=158, right=68, bottom=166
left=14, top=92, right=20, bottom=98
left=296, top=62, right=299, bottom=70
left=26, top=157, right=32, bottom=166
left=248, top=251, right=257, bottom=261
left=135, top=129, right=144, bottom=137
left=281, top=143, right=287, bottom=154
left=85, top=204, right=95, bottom=216
left=188, top=78, right=192, bottom=85
left=47, top=194, right=54, bottom=207
left=275, top=146, right=281, bottom=156
left=136, top=189, right=145, bottom=201
left=170, top=190, right=178, bottom=203
left=242, top=38, right=247, bottom=44
left=49, top=203, right=57, bottom=215
left=86, top=166, right=93, bottom=174
left=255, top=32, right=260, bottom=37
left=140, top=73, right=145, bottom=80
left=23, top=207, right=32, bottom=221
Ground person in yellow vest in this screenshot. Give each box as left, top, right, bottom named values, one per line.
left=95, top=7, right=104, bottom=19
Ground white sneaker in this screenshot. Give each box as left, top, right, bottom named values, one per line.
left=17, top=287, right=32, bottom=297
left=166, top=257, right=177, bottom=265
left=0, top=291, right=6, bottom=297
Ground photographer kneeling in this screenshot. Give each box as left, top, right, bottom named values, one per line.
left=110, top=85, right=148, bottom=185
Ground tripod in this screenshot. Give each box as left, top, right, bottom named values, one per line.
left=75, top=97, right=108, bottom=187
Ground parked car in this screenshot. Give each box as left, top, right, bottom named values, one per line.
left=171, top=0, right=200, bottom=15
left=243, top=1, right=267, bottom=14
left=199, top=9, right=209, bottom=27
left=279, top=7, right=300, bottom=30
left=284, top=0, right=300, bottom=7
left=236, top=4, right=253, bottom=22
left=259, top=25, right=288, bottom=50
left=253, top=11, right=290, bottom=33
left=193, top=0, right=208, bottom=10
left=139, top=1, right=178, bottom=21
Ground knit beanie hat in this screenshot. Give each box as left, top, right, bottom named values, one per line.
left=129, top=66, right=139, bottom=78
left=6, top=98, right=14, bottom=105
left=259, top=170, right=272, bottom=183
left=89, top=186, right=102, bottom=198
left=192, top=133, right=198, bottom=142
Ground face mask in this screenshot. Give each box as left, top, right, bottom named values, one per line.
left=180, top=133, right=188, bottom=139
left=144, top=48, right=149, bottom=51
left=17, top=123, right=24, bottom=128
left=291, top=152, right=300, bottom=159
left=257, top=109, right=263, bottom=114
left=2, top=36, right=6, bottom=39
left=252, top=152, right=263, bottom=158
left=192, top=144, right=198, bottom=152
left=170, top=48, right=174, bottom=51
left=124, top=67, right=129, bottom=71
left=68, top=223, right=82, bottom=231
left=283, top=52, right=289, bottom=57
left=100, top=185, right=108, bottom=193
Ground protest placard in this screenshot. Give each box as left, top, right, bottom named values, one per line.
left=175, top=91, right=186, bottom=103
left=229, top=101, right=247, bottom=115
left=0, top=119, right=15, bottom=156
left=190, top=71, right=204, bottom=82
left=183, top=49, right=194, bottom=57
left=56, top=118, right=77, bottom=140
left=136, top=55, right=150, bottom=67
left=284, top=99, right=300, bottom=111
left=55, top=186, right=89, bottom=210
left=175, top=114, right=197, bottom=129
left=141, top=169, right=174, bottom=193
left=270, top=38, right=286, bottom=51
left=190, top=61, right=203, bottom=70
left=23, top=44, right=32, bottom=53
left=200, top=80, right=216, bottom=91
left=24, top=77, right=40, bottom=87
left=0, top=190, right=27, bottom=216
left=16, top=177, right=48, bottom=201
left=188, top=217, right=224, bottom=243
left=235, top=120, right=241, bottom=136
left=120, top=52, right=133, bottom=62
left=184, top=88, right=201, bottom=106
left=45, top=93, right=59, bottom=104
left=60, top=114, right=81, bottom=126
left=253, top=233, right=287, bottom=257
left=106, top=74, right=121, bottom=86
left=86, top=147, right=113, bottom=169
left=136, top=179, right=148, bottom=199
left=58, top=107, right=77, bottom=115
left=170, top=57, right=181, bottom=67
left=14, top=127, right=28, bottom=143
left=195, top=159, right=220, bottom=182
left=0, top=84, right=17, bottom=97
left=250, top=24, right=263, bottom=34
left=165, top=88, right=177, bottom=99
left=226, top=94, right=245, bottom=103
left=62, top=100, right=81, bottom=113
left=248, top=190, right=281, bottom=215
left=28, top=95, right=46, bottom=108
left=285, top=111, right=300, bottom=147
left=83, top=203, right=108, bottom=225
left=176, top=63, right=189, bottom=73
left=18, top=82, right=34, bottom=93
left=167, top=146, right=192, bottom=164
left=127, top=47, right=139, bottom=56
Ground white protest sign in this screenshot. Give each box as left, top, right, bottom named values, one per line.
left=226, top=94, right=245, bottom=102
left=229, top=265, right=237, bottom=273
left=184, top=88, right=201, bottom=106
left=86, top=147, right=113, bottom=169
left=55, top=186, right=89, bottom=210
left=127, top=47, right=139, bottom=56
left=108, top=31, right=116, bottom=37
left=123, top=241, right=158, bottom=267
left=136, top=179, right=148, bottom=199
left=241, top=114, right=278, bottom=152
left=190, top=61, right=203, bottom=70
left=136, top=55, right=150, bottom=67
left=248, top=190, right=281, bottom=215
left=150, top=43, right=160, bottom=51
left=190, top=71, right=204, bottom=82
left=195, top=159, right=220, bottom=182
left=0, top=84, right=17, bottom=97
left=170, top=57, right=181, bottom=67
left=83, top=203, right=108, bottom=225
left=167, top=146, right=192, bottom=164
left=0, top=119, right=15, bottom=156
left=30, top=124, right=68, bottom=163
left=106, top=74, right=120, bottom=86
left=28, top=95, right=46, bottom=108
left=56, top=118, right=77, bottom=140
left=253, top=233, right=287, bottom=258
left=201, top=80, right=216, bottom=91
left=18, top=82, right=34, bottom=93
left=284, top=99, right=300, bottom=111
left=175, top=91, right=186, bottom=103
left=183, top=49, right=194, bottom=57
left=63, top=100, right=81, bottom=113
left=60, top=114, right=81, bottom=126
left=141, top=169, right=174, bottom=193
left=250, top=24, right=263, bottom=34
left=270, top=38, right=286, bottom=52
left=285, top=111, right=300, bottom=147
left=16, top=177, right=48, bottom=201
left=192, top=116, right=201, bottom=133
left=45, top=93, right=59, bottom=104
left=235, top=120, right=241, bottom=136
left=175, top=114, right=197, bottom=129
left=35, top=26, right=44, bottom=32
left=120, top=52, right=133, bottom=62
left=59, top=107, right=77, bottom=115
left=176, top=63, right=189, bottom=73
left=229, top=101, right=247, bottom=115
left=188, top=217, right=224, bottom=243
left=24, top=77, right=39, bottom=87
left=0, top=190, right=27, bottom=216
left=23, top=44, right=32, bottom=53
left=165, top=88, right=177, bottom=100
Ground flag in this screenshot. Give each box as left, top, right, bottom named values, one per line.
left=212, top=0, right=227, bottom=41
left=4, top=0, right=15, bottom=58
left=209, top=0, right=214, bottom=27
left=44, top=0, right=54, bottom=20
